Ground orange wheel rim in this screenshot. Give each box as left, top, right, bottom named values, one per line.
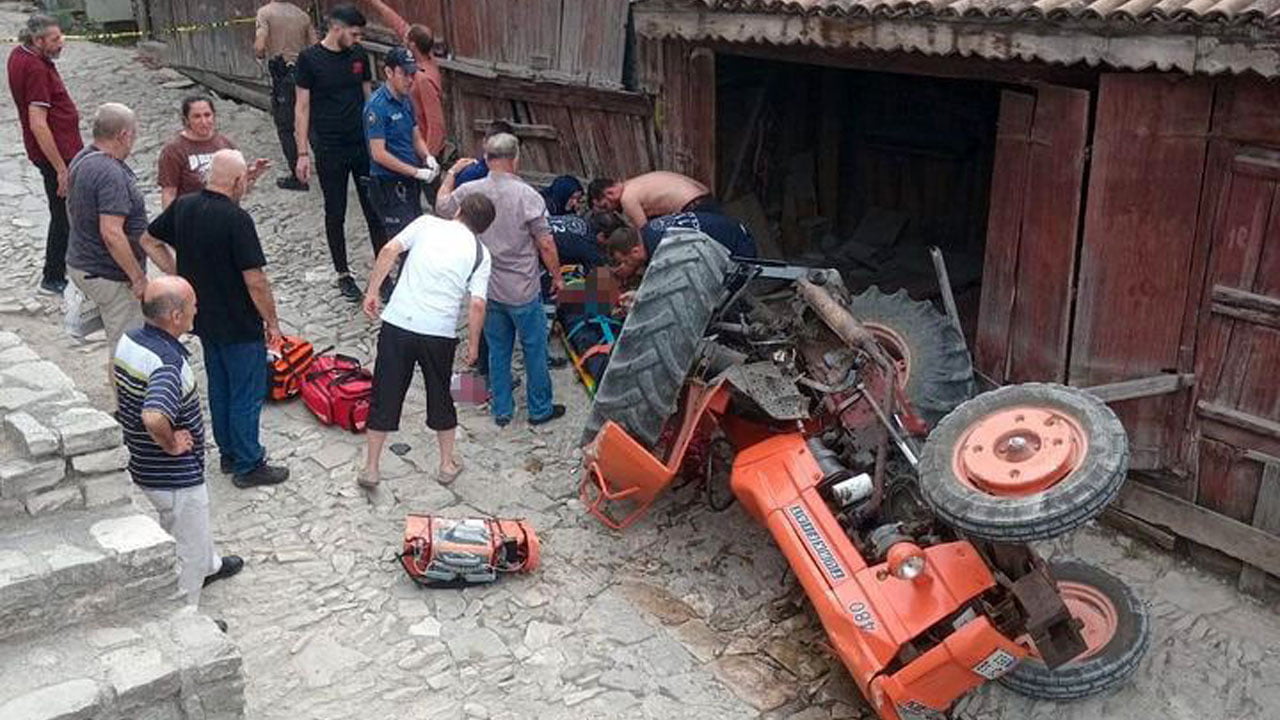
left=864, top=322, right=911, bottom=384
left=950, top=406, right=1087, bottom=496
left=1029, top=580, right=1119, bottom=662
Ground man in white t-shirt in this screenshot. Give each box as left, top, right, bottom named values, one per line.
left=359, top=194, right=496, bottom=487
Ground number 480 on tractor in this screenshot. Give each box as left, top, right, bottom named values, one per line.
left=579, top=231, right=1150, bottom=719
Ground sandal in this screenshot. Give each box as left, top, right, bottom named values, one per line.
left=436, top=461, right=464, bottom=486
left=356, top=467, right=380, bottom=490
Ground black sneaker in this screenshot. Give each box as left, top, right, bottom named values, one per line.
left=232, top=462, right=290, bottom=488
left=335, top=275, right=362, bottom=303
left=529, top=404, right=566, bottom=426
left=494, top=416, right=511, bottom=428
left=276, top=176, right=309, bottom=192
left=219, top=455, right=235, bottom=475
left=203, top=554, right=244, bottom=587
left=38, top=278, right=67, bottom=295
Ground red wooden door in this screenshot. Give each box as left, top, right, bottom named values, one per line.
left=1192, top=148, right=1280, bottom=521
left=975, top=85, right=1089, bottom=384
left=1068, top=74, right=1214, bottom=471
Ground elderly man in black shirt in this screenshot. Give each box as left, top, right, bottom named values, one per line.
left=142, top=149, right=290, bottom=489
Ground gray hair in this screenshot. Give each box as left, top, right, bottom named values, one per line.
left=484, top=133, right=519, bottom=161
left=142, top=290, right=186, bottom=320
left=19, top=14, right=60, bottom=44
left=92, top=103, right=136, bottom=141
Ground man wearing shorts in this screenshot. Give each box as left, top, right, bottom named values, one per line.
left=357, top=194, right=496, bottom=488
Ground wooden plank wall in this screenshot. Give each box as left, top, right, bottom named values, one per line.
left=633, top=36, right=715, bottom=187
left=1069, top=74, right=1214, bottom=473
left=448, top=73, right=655, bottom=180
left=339, top=0, right=629, bottom=88
left=151, top=0, right=263, bottom=82
left=977, top=85, right=1089, bottom=385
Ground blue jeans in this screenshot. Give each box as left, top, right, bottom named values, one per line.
left=484, top=297, right=553, bottom=421
left=203, top=339, right=267, bottom=474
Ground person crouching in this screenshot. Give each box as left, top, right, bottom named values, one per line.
left=358, top=194, right=497, bottom=488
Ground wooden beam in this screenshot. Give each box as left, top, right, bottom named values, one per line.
left=453, top=72, right=652, bottom=117
left=1082, top=373, right=1195, bottom=404
left=1239, top=462, right=1280, bottom=596
left=1210, top=285, right=1280, bottom=329
left=1099, top=508, right=1177, bottom=551
left=1213, top=284, right=1280, bottom=313
left=1116, top=480, right=1280, bottom=577
left=1211, top=302, right=1280, bottom=330
left=1197, top=401, right=1280, bottom=441
left=170, top=66, right=270, bottom=111
left=472, top=119, right=560, bottom=141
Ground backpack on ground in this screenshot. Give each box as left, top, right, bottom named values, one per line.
left=300, top=353, right=373, bottom=433
left=266, top=336, right=317, bottom=401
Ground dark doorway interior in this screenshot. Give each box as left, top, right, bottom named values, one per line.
left=715, top=54, right=1002, bottom=334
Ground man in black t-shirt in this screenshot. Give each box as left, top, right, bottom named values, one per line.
left=293, top=5, right=386, bottom=303
left=146, top=150, right=290, bottom=490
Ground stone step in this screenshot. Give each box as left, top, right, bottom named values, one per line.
left=0, top=505, right=179, bottom=643
left=0, top=606, right=244, bottom=720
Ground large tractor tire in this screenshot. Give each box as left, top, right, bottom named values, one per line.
left=917, top=383, right=1128, bottom=542
left=847, top=287, right=975, bottom=427
left=580, top=231, right=733, bottom=448
left=999, top=560, right=1150, bottom=701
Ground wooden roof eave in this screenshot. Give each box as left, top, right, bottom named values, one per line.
left=632, top=4, right=1280, bottom=77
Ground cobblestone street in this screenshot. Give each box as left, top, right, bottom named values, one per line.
left=2, top=3, right=1279, bottom=718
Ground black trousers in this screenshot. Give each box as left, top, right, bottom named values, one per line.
left=36, top=161, right=68, bottom=283
left=314, top=142, right=387, bottom=275
left=369, top=322, right=458, bottom=432
left=268, top=58, right=299, bottom=176
left=368, top=175, right=422, bottom=239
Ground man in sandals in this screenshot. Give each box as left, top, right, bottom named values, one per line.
left=357, top=194, right=496, bottom=488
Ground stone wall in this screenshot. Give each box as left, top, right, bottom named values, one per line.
left=0, top=330, right=130, bottom=517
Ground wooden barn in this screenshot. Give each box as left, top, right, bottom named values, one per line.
left=137, top=0, right=1280, bottom=589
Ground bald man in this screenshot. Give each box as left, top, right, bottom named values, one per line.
left=68, top=104, right=173, bottom=379
left=114, top=276, right=243, bottom=607
left=145, top=149, right=290, bottom=488
left=587, top=171, right=716, bottom=230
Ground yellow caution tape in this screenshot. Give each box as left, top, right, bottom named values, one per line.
left=1, top=16, right=256, bottom=44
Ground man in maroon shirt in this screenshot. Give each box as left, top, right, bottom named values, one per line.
left=7, top=14, right=83, bottom=295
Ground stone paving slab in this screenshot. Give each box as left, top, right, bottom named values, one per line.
left=0, top=606, right=243, bottom=720
left=0, top=506, right=176, bottom=642
left=0, top=2, right=1278, bottom=719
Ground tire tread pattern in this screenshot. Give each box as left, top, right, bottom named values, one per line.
left=847, top=287, right=976, bottom=426
left=580, top=231, right=732, bottom=448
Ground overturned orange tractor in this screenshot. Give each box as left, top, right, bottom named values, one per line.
left=580, top=231, right=1149, bottom=719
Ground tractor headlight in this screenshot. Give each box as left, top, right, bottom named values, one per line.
left=888, top=542, right=927, bottom=581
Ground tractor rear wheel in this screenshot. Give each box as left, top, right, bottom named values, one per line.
left=580, top=230, right=733, bottom=448
left=999, top=560, right=1149, bottom=701
left=847, top=287, right=975, bottom=427
left=917, top=383, right=1128, bottom=542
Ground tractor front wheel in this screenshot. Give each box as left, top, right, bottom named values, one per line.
left=917, top=383, right=1128, bottom=542
left=999, top=560, right=1150, bottom=700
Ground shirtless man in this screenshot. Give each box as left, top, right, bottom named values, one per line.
left=587, top=171, right=716, bottom=229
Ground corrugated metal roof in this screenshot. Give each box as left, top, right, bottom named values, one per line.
left=682, top=0, right=1280, bottom=25
left=634, top=0, right=1280, bottom=75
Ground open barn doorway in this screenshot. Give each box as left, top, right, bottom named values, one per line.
left=714, top=55, right=1003, bottom=341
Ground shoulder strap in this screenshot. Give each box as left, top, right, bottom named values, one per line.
left=468, top=236, right=484, bottom=281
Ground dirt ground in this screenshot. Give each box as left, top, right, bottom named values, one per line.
left=2, top=3, right=1278, bottom=718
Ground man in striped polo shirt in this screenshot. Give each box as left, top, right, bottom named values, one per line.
left=114, top=276, right=243, bottom=606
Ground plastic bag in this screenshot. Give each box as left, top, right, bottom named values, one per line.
left=63, top=282, right=104, bottom=340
